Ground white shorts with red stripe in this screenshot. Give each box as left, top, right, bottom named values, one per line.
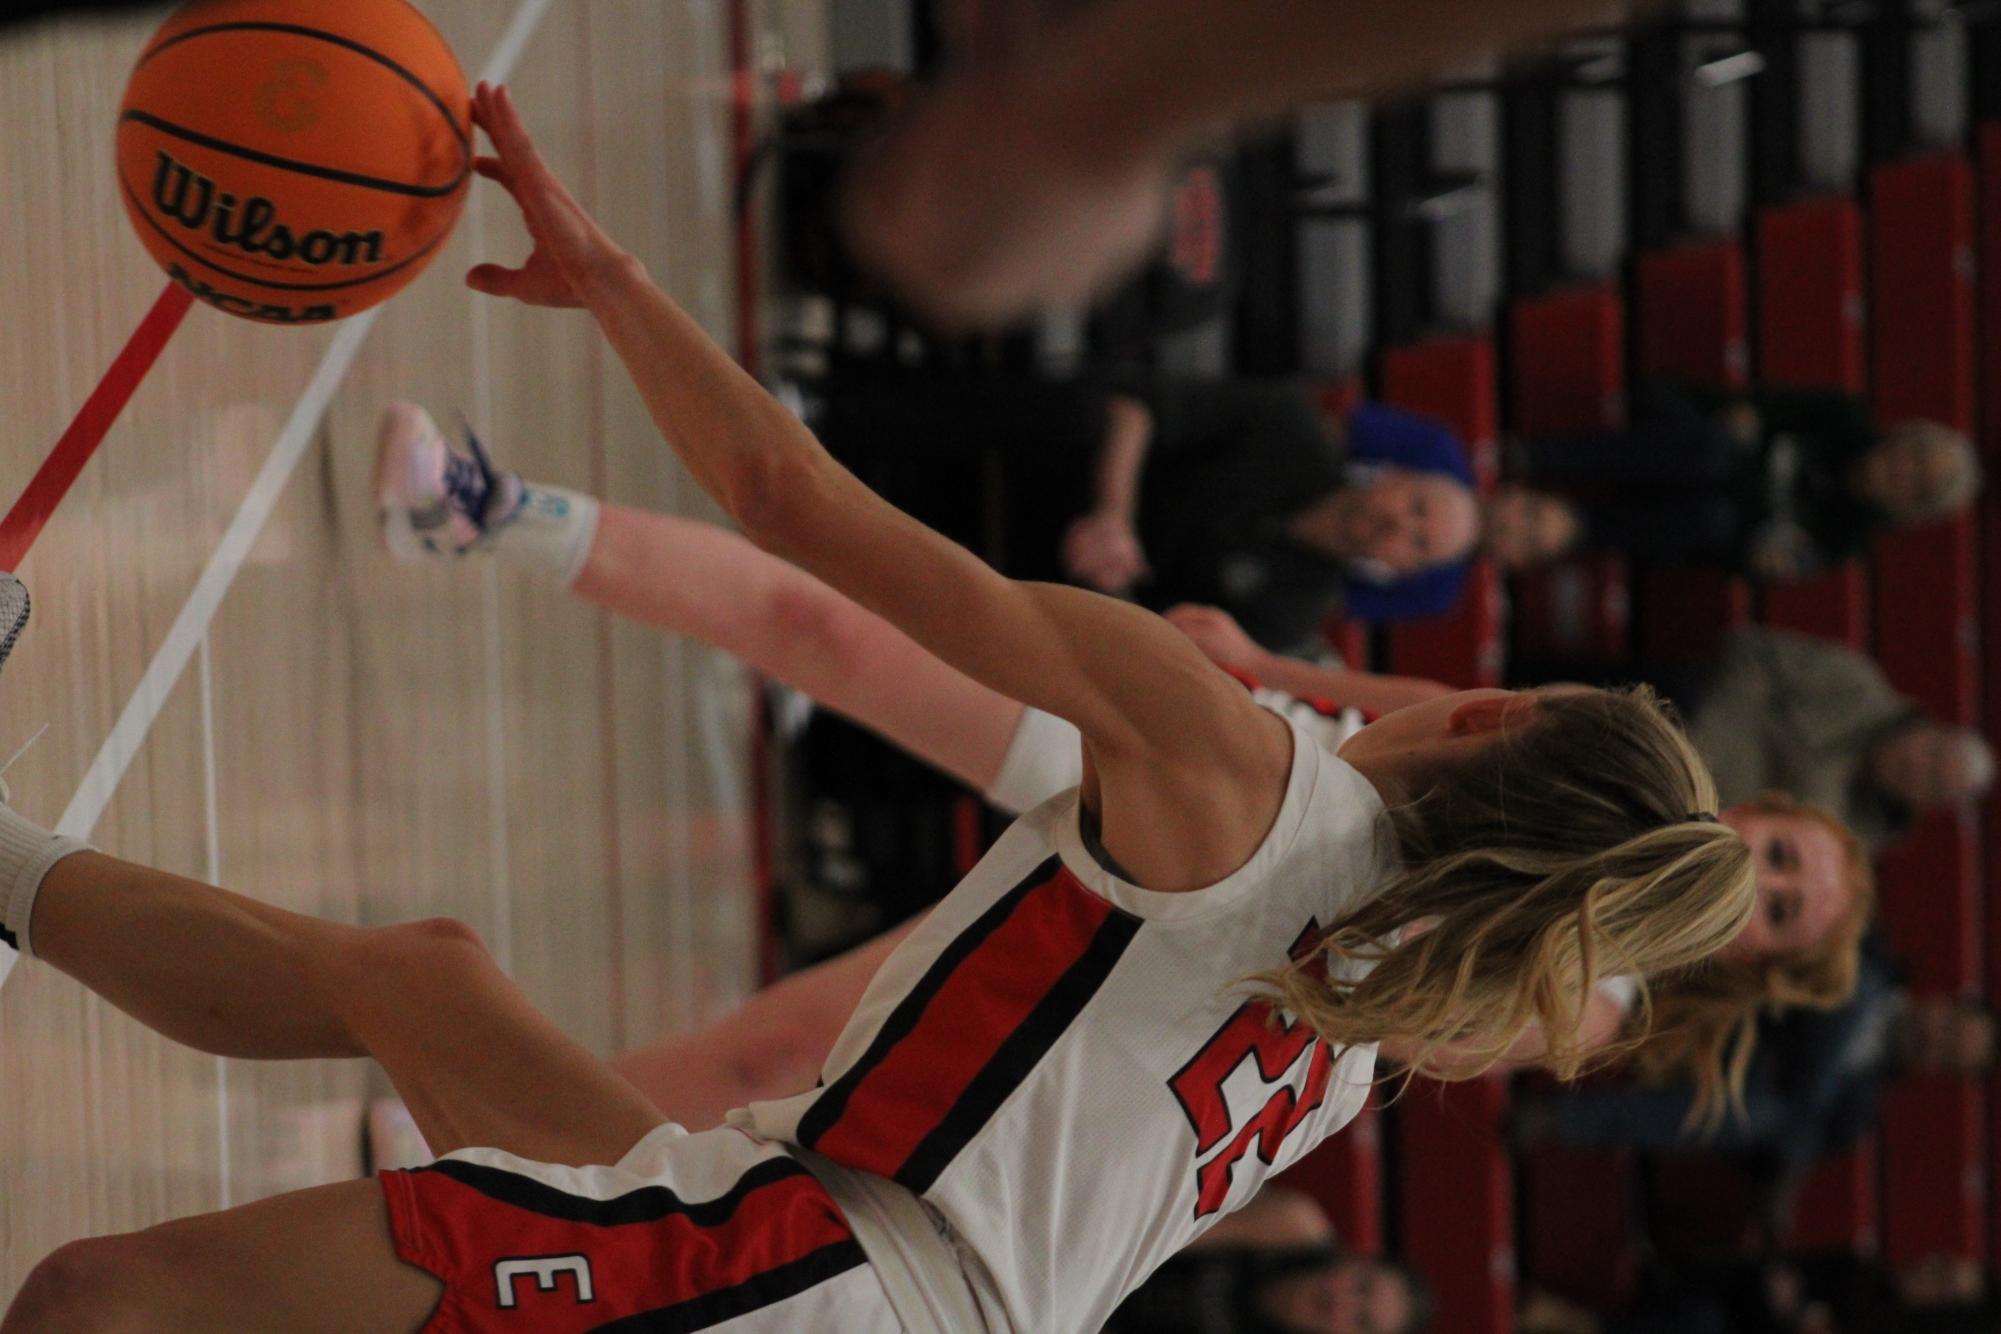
left=380, top=1121, right=902, bottom=1333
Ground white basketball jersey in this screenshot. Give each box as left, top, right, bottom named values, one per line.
left=741, top=704, right=1394, bottom=1334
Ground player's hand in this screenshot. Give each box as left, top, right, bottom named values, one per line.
left=1164, top=605, right=1267, bottom=673
left=466, top=81, right=635, bottom=308
left=1062, top=510, right=1149, bottom=594
left=838, top=71, right=1174, bottom=329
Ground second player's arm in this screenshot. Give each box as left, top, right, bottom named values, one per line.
left=578, top=505, right=1024, bottom=793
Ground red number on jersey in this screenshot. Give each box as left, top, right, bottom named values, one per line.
left=1166, top=923, right=1333, bottom=1218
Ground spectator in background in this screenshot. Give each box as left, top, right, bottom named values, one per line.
left=1516, top=931, right=1997, bottom=1178
left=817, top=370, right=1482, bottom=654
left=1513, top=625, right=1994, bottom=853
left=1482, top=382, right=1980, bottom=579
left=1682, top=627, right=1994, bottom=852
left=1103, top=1185, right=1434, bottom=1334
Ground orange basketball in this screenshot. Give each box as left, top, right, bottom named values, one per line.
left=116, top=0, right=471, bottom=325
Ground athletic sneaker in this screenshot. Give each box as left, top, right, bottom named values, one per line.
left=374, top=403, right=525, bottom=561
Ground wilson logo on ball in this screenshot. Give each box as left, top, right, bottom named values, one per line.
left=115, top=0, right=473, bottom=324
left=151, top=151, right=386, bottom=267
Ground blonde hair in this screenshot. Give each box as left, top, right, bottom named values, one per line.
left=1883, top=419, right=1981, bottom=522
left=1253, top=687, right=1756, bottom=1108
left=1634, top=791, right=1874, bottom=1129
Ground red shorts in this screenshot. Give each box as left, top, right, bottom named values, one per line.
left=380, top=1122, right=900, bottom=1332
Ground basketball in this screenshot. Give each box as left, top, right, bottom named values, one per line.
left=115, top=0, right=471, bottom=324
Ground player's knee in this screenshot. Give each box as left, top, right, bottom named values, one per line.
left=377, top=916, right=491, bottom=974
left=393, top=915, right=489, bottom=953
left=9, top=1237, right=159, bottom=1331
left=335, top=916, right=492, bottom=994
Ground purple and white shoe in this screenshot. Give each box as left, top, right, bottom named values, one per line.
left=374, top=403, right=525, bottom=561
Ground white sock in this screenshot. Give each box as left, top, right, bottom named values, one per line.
left=487, top=483, right=602, bottom=588
left=0, top=804, right=88, bottom=958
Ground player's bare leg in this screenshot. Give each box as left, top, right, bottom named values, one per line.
left=4, top=829, right=679, bottom=1328
left=24, top=848, right=667, bottom=1165
left=4, top=1179, right=440, bottom=1333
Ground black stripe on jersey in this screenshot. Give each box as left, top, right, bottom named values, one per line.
left=589, top=1239, right=870, bottom=1333
left=795, top=856, right=1062, bottom=1151
left=894, top=904, right=1142, bottom=1194
left=416, top=1155, right=807, bottom=1227
left=0, top=923, right=15, bottom=950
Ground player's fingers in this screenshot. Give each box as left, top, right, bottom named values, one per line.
left=491, top=85, right=547, bottom=168
left=476, top=83, right=531, bottom=164
left=465, top=262, right=525, bottom=296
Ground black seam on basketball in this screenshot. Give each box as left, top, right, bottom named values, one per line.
left=413, top=1155, right=812, bottom=1227
left=132, top=20, right=470, bottom=152
left=120, top=175, right=454, bottom=292
left=121, top=110, right=467, bottom=199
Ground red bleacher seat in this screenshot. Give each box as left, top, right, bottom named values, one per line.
left=1756, top=191, right=1879, bottom=1253
left=1867, top=152, right=1985, bottom=1268
left=1512, top=284, right=1627, bottom=434
left=1756, top=196, right=1867, bottom=392
left=1508, top=284, right=1630, bottom=664
left=1754, top=194, right=1871, bottom=645
left=1283, top=1101, right=1384, bottom=1255
left=1380, top=335, right=1503, bottom=687
left=1786, top=1146, right=1881, bottom=1255
left=1760, top=566, right=1868, bottom=646
left=1636, top=239, right=1751, bottom=389
left=1398, top=1078, right=1515, bottom=1334
left=1519, top=1144, right=1641, bottom=1313
left=1635, top=240, right=1752, bottom=656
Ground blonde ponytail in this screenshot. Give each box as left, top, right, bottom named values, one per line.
left=1253, top=687, right=1757, bottom=1116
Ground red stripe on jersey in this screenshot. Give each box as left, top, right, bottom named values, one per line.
left=384, top=1156, right=863, bottom=1331
left=810, top=865, right=1120, bottom=1182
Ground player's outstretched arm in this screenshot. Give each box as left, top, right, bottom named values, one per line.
left=469, top=83, right=1289, bottom=893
